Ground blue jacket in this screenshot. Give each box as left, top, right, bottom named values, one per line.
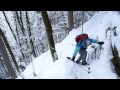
left=73, top=38, right=99, bottom=57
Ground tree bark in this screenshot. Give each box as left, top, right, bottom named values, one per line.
left=15, top=11, right=25, bottom=36
left=25, top=11, right=36, bottom=57
left=0, top=32, right=17, bottom=79
left=2, top=11, right=18, bottom=45
left=0, top=29, right=20, bottom=75
left=0, top=55, right=10, bottom=78
left=68, top=11, right=74, bottom=31
left=82, top=11, right=84, bottom=34
left=15, top=11, right=30, bottom=62
left=13, top=12, right=27, bottom=64
left=41, top=11, right=58, bottom=62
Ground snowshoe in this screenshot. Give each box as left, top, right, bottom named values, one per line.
left=67, top=57, right=90, bottom=74
left=82, top=61, right=87, bottom=65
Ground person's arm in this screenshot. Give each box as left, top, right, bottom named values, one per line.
left=88, top=38, right=104, bottom=45
left=88, top=38, right=99, bottom=44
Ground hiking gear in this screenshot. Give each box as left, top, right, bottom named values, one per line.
left=98, top=42, right=104, bottom=45
left=75, top=34, right=88, bottom=42
left=71, top=56, right=75, bottom=61
left=66, top=57, right=91, bottom=74
left=76, top=60, right=80, bottom=64
left=73, top=38, right=99, bottom=58
left=82, top=61, right=87, bottom=65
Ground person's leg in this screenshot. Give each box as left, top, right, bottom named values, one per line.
left=75, top=54, right=82, bottom=64
left=81, top=49, right=87, bottom=65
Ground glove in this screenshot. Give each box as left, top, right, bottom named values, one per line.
left=98, top=42, right=104, bottom=45
left=71, top=57, right=75, bottom=61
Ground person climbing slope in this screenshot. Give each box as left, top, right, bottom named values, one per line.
left=71, top=34, right=104, bottom=65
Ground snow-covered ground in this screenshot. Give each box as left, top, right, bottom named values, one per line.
left=18, top=11, right=120, bottom=79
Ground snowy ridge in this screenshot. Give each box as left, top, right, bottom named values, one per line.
left=18, top=11, right=120, bottom=79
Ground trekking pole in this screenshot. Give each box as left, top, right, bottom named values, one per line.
left=66, top=57, right=90, bottom=74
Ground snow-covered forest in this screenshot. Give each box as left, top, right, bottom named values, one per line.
left=0, top=11, right=120, bottom=79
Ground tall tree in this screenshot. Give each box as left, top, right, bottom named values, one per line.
left=0, top=55, right=10, bottom=78
left=15, top=11, right=31, bottom=63
left=15, top=11, right=25, bottom=36
left=0, top=29, right=20, bottom=75
left=82, top=11, right=84, bottom=34
left=0, top=30, right=17, bottom=79
left=68, top=11, right=74, bottom=31
left=2, top=11, right=18, bottom=45
left=12, top=11, right=27, bottom=65
left=41, top=11, right=58, bottom=62
left=25, top=11, right=36, bottom=57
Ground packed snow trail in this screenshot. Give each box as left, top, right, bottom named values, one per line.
left=18, top=11, right=120, bottom=79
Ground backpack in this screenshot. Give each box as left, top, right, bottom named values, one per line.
left=75, top=34, right=89, bottom=42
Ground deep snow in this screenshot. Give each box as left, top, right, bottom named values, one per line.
left=18, top=11, right=120, bottom=79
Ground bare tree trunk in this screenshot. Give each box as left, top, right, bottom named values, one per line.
left=41, top=11, right=58, bottom=62
left=13, top=11, right=27, bottom=65
left=3, top=11, right=27, bottom=71
left=15, top=11, right=25, bottom=36
left=2, top=11, right=18, bottom=45
left=0, top=29, right=20, bottom=75
left=0, top=55, right=10, bottom=79
left=68, top=11, right=74, bottom=31
left=0, top=33, right=17, bottom=79
left=82, top=11, right=84, bottom=34
left=20, top=11, right=24, bottom=29
left=15, top=11, right=30, bottom=63
left=25, top=11, right=36, bottom=57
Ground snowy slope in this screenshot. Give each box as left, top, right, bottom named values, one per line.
left=18, top=11, right=120, bottom=79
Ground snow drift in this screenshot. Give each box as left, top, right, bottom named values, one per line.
left=18, top=11, right=120, bottom=79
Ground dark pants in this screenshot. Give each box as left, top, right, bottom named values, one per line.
left=76, top=48, right=87, bottom=63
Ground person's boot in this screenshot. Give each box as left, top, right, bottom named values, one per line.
left=75, top=60, right=79, bottom=64
left=71, top=57, right=75, bottom=62
left=82, top=61, right=87, bottom=65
